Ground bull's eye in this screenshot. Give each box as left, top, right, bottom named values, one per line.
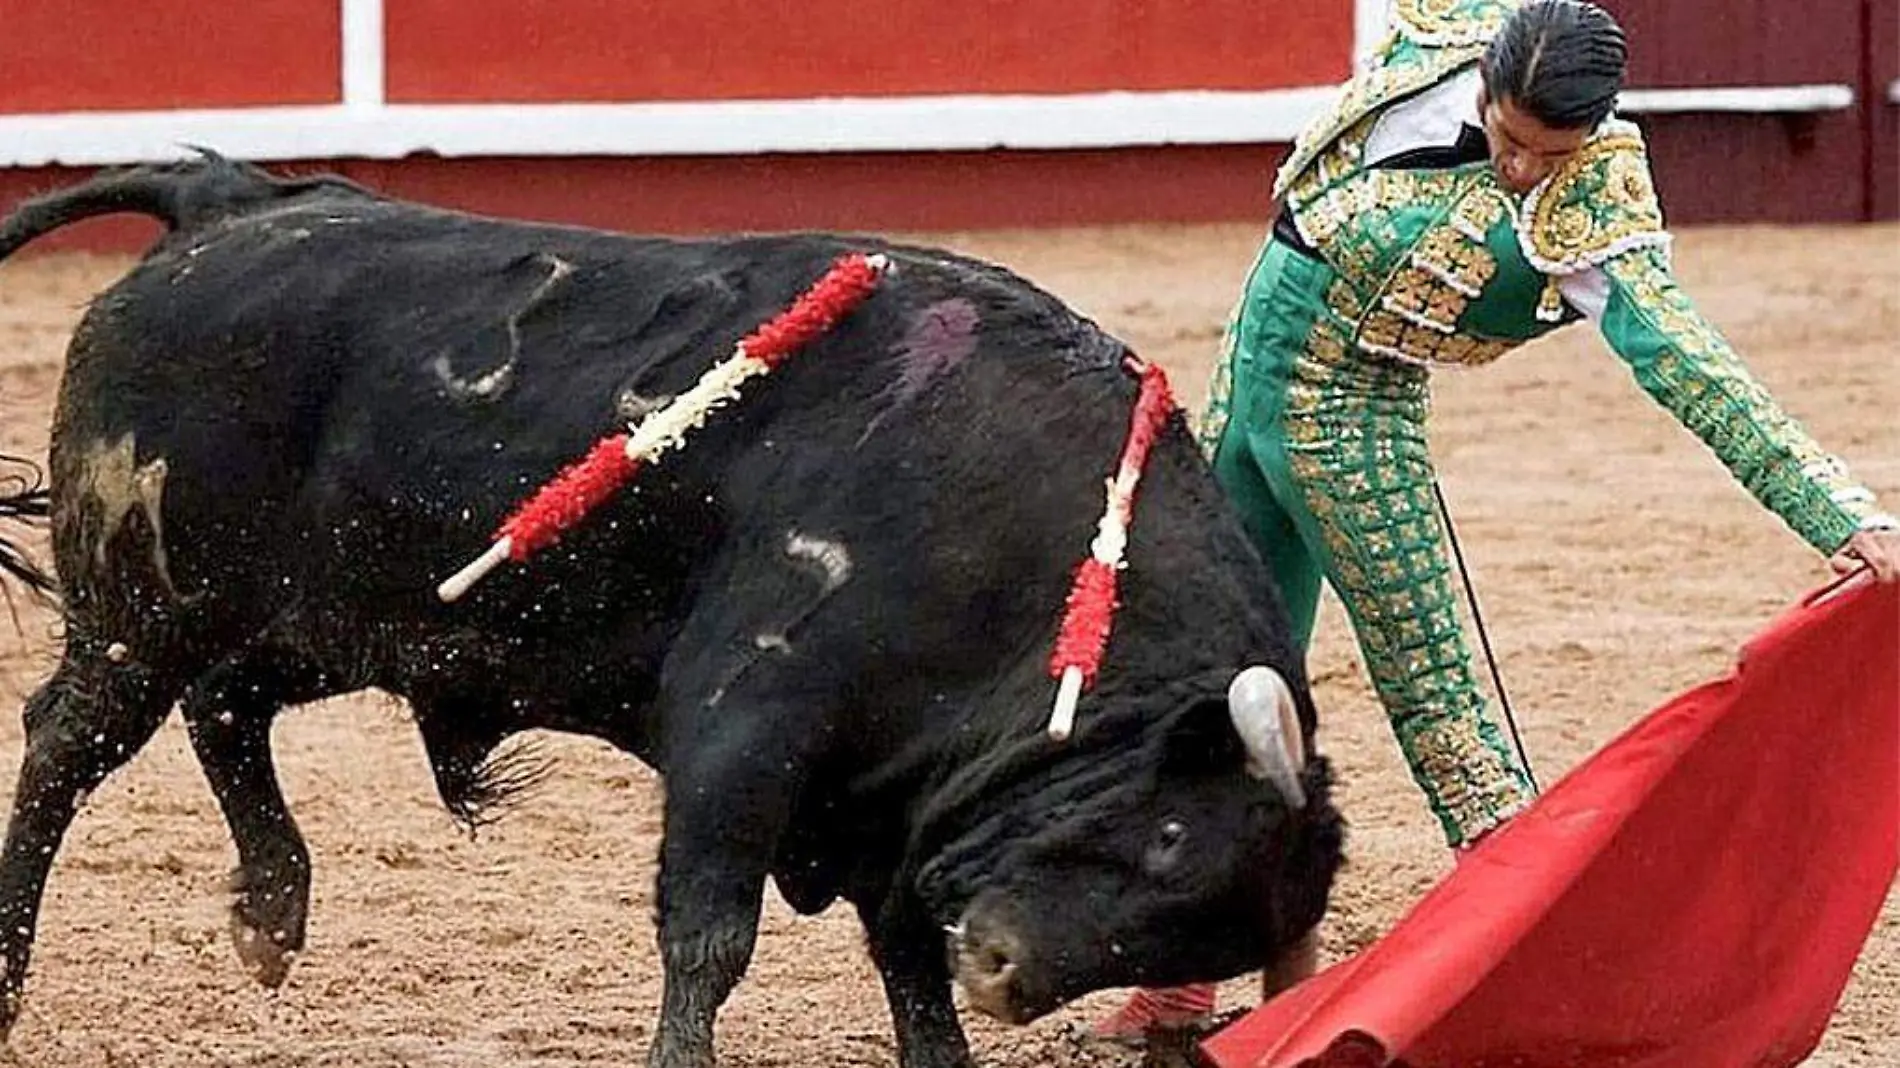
left=1146, top=818, right=1190, bottom=872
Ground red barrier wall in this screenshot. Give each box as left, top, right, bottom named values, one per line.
left=0, top=147, right=1293, bottom=255
left=1604, top=0, right=1886, bottom=224
left=1612, top=0, right=1860, bottom=87
left=0, top=0, right=339, bottom=112
left=1640, top=113, right=1868, bottom=225
left=0, top=0, right=1892, bottom=253
left=1868, top=0, right=1899, bottom=219
left=386, top=0, right=1351, bottom=101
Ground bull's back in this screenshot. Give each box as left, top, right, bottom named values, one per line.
left=49, top=204, right=398, bottom=609
left=46, top=200, right=703, bottom=607
left=48, top=193, right=1176, bottom=685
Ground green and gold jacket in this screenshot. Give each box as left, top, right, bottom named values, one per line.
left=1259, top=0, right=1890, bottom=553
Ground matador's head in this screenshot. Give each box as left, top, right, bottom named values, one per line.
left=1477, top=1, right=1629, bottom=193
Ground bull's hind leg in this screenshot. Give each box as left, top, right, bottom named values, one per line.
left=0, top=652, right=190, bottom=1037
left=181, top=642, right=340, bottom=988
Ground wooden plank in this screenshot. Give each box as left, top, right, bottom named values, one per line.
left=1866, top=0, right=1899, bottom=218
left=1611, top=0, right=1861, bottom=87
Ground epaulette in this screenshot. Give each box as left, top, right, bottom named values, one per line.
left=1273, top=0, right=1527, bottom=200
left=1516, top=118, right=1672, bottom=275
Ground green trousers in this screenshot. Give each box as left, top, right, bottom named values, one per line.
left=1199, top=237, right=1534, bottom=847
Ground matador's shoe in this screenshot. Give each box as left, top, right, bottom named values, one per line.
left=1087, top=983, right=1219, bottom=1048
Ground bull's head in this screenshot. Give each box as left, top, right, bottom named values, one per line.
left=913, top=664, right=1343, bottom=1025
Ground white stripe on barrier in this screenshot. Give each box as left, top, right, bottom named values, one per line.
left=1618, top=84, right=1854, bottom=114
left=0, top=90, right=1339, bottom=166
left=1354, top=0, right=1392, bottom=67
left=341, top=0, right=386, bottom=111
left=0, top=83, right=1857, bottom=169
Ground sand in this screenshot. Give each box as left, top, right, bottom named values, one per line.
left=0, top=217, right=1894, bottom=1066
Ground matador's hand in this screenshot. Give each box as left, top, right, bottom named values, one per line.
left=1830, top=527, right=1900, bottom=583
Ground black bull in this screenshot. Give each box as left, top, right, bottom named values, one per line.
left=0, top=156, right=1344, bottom=1068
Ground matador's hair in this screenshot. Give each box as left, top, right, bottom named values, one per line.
left=1482, top=0, right=1629, bottom=130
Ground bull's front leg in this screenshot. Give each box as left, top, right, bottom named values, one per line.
left=861, top=891, right=975, bottom=1068
left=646, top=718, right=806, bottom=1068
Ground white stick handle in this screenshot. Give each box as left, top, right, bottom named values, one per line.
left=438, top=538, right=512, bottom=603
left=1048, top=666, right=1085, bottom=741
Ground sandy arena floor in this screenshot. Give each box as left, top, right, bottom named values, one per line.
left=0, top=217, right=1895, bottom=1067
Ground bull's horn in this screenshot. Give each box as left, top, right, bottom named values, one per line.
left=1228, top=666, right=1307, bottom=809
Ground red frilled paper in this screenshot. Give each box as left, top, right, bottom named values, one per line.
left=1203, top=573, right=1899, bottom=1068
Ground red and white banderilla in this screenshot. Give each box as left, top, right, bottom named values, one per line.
left=1045, top=357, right=1176, bottom=741
left=437, top=252, right=890, bottom=602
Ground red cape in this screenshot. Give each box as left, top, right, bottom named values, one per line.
left=1203, top=573, right=1899, bottom=1068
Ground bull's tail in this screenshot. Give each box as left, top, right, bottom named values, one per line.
left=0, top=154, right=371, bottom=604
left=0, top=454, right=55, bottom=599
left=0, top=146, right=373, bottom=263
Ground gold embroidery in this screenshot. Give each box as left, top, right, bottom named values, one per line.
left=1393, top=0, right=1526, bottom=47
left=1303, top=314, right=1352, bottom=367
left=1536, top=276, right=1566, bottom=323
left=1383, top=267, right=1460, bottom=331
left=1194, top=344, right=1235, bottom=461
left=1602, top=248, right=1884, bottom=551
left=1274, top=46, right=1486, bottom=200
left=1354, top=307, right=1516, bottom=367
left=1449, top=188, right=1508, bottom=241
left=1399, top=711, right=1534, bottom=840
left=1278, top=299, right=1533, bottom=843
left=1291, top=164, right=1543, bottom=367
left=1437, top=334, right=1516, bottom=366
left=1412, top=226, right=1498, bottom=297
left=1277, top=0, right=1532, bottom=196
left=1326, top=279, right=1365, bottom=321
left=1520, top=120, right=1669, bottom=273
left=1359, top=308, right=1406, bottom=355
left=1292, top=167, right=1471, bottom=302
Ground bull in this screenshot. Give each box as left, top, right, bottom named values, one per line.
left=0, top=154, right=1344, bottom=1068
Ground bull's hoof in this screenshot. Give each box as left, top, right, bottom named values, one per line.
left=644, top=1025, right=717, bottom=1068
left=1138, top=1026, right=1216, bottom=1068
left=643, top=1043, right=714, bottom=1068
left=1141, top=1009, right=1252, bottom=1068
left=0, top=985, right=20, bottom=1045
left=227, top=908, right=297, bottom=988
left=225, top=865, right=307, bottom=989
left=1070, top=1010, right=1236, bottom=1068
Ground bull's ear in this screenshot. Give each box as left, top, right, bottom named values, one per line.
left=1160, top=698, right=1250, bottom=774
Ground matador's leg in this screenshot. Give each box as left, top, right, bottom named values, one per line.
left=1246, top=305, right=1534, bottom=847
left=1204, top=340, right=1328, bottom=652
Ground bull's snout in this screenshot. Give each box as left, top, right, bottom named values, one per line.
left=947, top=907, right=1033, bottom=1024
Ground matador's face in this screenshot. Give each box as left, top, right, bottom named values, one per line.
left=1478, top=89, right=1594, bottom=194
